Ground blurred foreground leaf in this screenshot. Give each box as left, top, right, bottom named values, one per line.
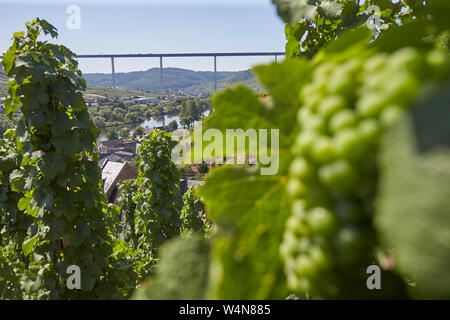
left=376, top=83, right=450, bottom=299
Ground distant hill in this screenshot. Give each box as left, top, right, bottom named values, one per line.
left=185, top=70, right=262, bottom=94
left=0, top=66, right=155, bottom=99
left=83, top=67, right=262, bottom=94
left=0, top=66, right=263, bottom=99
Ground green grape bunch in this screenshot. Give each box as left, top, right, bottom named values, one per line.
left=280, top=46, right=450, bottom=298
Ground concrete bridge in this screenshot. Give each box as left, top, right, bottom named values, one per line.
left=74, top=52, right=285, bottom=94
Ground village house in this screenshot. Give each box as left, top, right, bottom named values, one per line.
left=101, top=160, right=138, bottom=205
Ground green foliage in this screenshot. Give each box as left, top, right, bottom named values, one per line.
left=118, top=130, right=183, bottom=277
left=274, top=0, right=429, bottom=58
left=106, top=128, right=119, bottom=140
left=0, top=19, right=137, bottom=299
left=181, top=186, right=210, bottom=234
left=136, top=2, right=450, bottom=300
left=83, top=68, right=260, bottom=94
left=180, top=100, right=202, bottom=128
left=376, top=81, right=450, bottom=299
left=119, top=127, right=130, bottom=139
left=132, top=125, right=145, bottom=139
left=166, top=120, right=178, bottom=132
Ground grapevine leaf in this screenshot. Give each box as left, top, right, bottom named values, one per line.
left=318, top=1, right=344, bottom=20
left=199, top=161, right=292, bottom=299
left=17, top=196, right=30, bottom=211
left=22, top=234, right=39, bottom=257
left=376, top=84, right=450, bottom=299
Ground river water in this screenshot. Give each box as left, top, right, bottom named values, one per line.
left=99, top=110, right=210, bottom=141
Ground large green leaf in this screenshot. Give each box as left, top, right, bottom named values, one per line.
left=200, top=164, right=292, bottom=299
left=376, top=83, right=450, bottom=299
left=22, top=234, right=39, bottom=257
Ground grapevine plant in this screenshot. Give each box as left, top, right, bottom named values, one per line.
left=0, top=19, right=137, bottom=299
left=118, top=130, right=183, bottom=277
left=181, top=186, right=210, bottom=235
left=133, top=1, right=450, bottom=300
left=275, top=0, right=431, bottom=58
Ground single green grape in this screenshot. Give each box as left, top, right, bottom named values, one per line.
left=317, top=95, right=347, bottom=120
left=380, top=104, right=405, bottom=127
left=329, top=109, right=357, bottom=133
left=318, top=159, right=356, bottom=192
left=307, top=207, right=336, bottom=235
left=289, top=157, right=314, bottom=181
left=311, top=136, right=334, bottom=164
left=332, top=128, right=367, bottom=161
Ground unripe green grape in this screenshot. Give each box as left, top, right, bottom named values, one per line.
left=301, top=114, right=326, bottom=133
left=358, top=119, right=380, bottom=144
left=297, top=237, right=312, bottom=253
left=295, top=131, right=318, bottom=156
left=288, top=274, right=310, bottom=293
left=292, top=199, right=308, bottom=219
left=380, top=104, right=405, bottom=127
left=300, top=83, right=323, bottom=111
left=289, top=157, right=314, bottom=181
left=426, top=49, right=449, bottom=68
left=297, top=107, right=312, bottom=123
left=311, top=136, right=334, bottom=164
left=313, top=62, right=335, bottom=86
left=426, top=49, right=450, bottom=79
left=309, top=245, right=329, bottom=269
left=294, top=255, right=316, bottom=277
left=279, top=242, right=293, bottom=259
left=317, top=95, right=347, bottom=120
left=356, top=92, right=388, bottom=118
left=318, top=159, right=356, bottom=192
left=332, top=128, right=367, bottom=161
left=286, top=178, right=307, bottom=198
left=307, top=207, right=336, bottom=235
left=384, top=71, right=420, bottom=106
left=287, top=215, right=309, bottom=236
left=364, top=53, right=388, bottom=73
left=328, top=59, right=361, bottom=95
left=283, top=47, right=449, bottom=298
left=329, top=109, right=357, bottom=133
left=328, top=71, right=353, bottom=96
left=388, top=47, right=425, bottom=76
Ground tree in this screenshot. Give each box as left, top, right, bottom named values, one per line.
left=181, top=187, right=209, bottom=234
left=132, top=125, right=145, bottom=139
left=93, top=115, right=105, bottom=128
left=119, top=127, right=130, bottom=139
left=179, top=100, right=202, bottom=128
left=167, top=120, right=178, bottom=132
left=106, top=128, right=119, bottom=140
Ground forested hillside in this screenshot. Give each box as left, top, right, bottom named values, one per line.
left=84, top=67, right=261, bottom=93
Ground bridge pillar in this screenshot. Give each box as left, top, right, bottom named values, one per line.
left=160, top=56, right=164, bottom=96
left=214, top=55, right=217, bottom=92
left=111, top=57, right=117, bottom=90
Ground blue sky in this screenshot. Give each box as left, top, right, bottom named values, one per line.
left=0, top=0, right=286, bottom=73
